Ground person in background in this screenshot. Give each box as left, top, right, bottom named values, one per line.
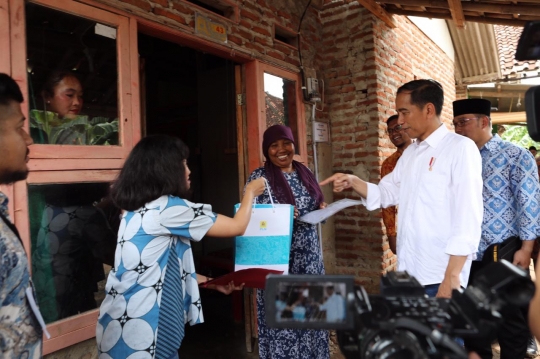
left=381, top=114, right=413, bottom=254
left=41, top=70, right=83, bottom=120
left=0, top=73, right=42, bottom=358
left=318, top=286, right=345, bottom=322
left=320, top=79, right=483, bottom=299
left=529, top=146, right=537, bottom=159
left=453, top=98, right=540, bottom=359
left=246, top=124, right=329, bottom=359
left=96, top=135, right=265, bottom=359
left=530, top=252, right=540, bottom=341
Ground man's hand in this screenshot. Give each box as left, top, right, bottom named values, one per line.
left=513, top=240, right=534, bottom=269
left=436, top=276, right=459, bottom=298
left=319, top=173, right=355, bottom=192
left=437, top=255, right=467, bottom=298
left=513, top=248, right=533, bottom=269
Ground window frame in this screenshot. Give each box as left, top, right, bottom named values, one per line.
left=12, top=0, right=137, bottom=165
left=245, top=61, right=307, bottom=172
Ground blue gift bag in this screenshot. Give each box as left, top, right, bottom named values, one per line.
left=234, top=181, right=294, bottom=274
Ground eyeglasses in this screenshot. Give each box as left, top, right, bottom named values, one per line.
left=452, top=117, right=479, bottom=128
left=387, top=125, right=403, bottom=134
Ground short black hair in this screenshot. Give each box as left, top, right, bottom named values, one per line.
left=530, top=146, right=537, bottom=151
left=0, top=73, right=24, bottom=106
left=387, top=114, right=399, bottom=126
left=397, top=79, right=444, bottom=116
left=111, top=135, right=190, bottom=211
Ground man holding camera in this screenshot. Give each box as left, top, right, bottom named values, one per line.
left=453, top=98, right=540, bottom=359
left=321, top=79, right=483, bottom=299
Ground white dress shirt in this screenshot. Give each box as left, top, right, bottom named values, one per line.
left=363, top=125, right=483, bottom=287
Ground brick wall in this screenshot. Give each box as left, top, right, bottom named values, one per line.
left=316, top=0, right=456, bottom=293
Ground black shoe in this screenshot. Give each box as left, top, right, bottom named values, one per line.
left=526, top=336, right=538, bottom=358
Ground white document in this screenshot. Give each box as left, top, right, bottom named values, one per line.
left=26, top=287, right=51, bottom=339
left=298, top=198, right=363, bottom=224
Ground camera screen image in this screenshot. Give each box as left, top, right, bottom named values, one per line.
left=265, top=275, right=355, bottom=330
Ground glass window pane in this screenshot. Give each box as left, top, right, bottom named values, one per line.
left=25, top=3, right=119, bottom=146
left=264, top=73, right=299, bottom=152
left=29, top=183, right=117, bottom=323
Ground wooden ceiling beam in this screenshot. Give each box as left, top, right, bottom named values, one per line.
left=387, top=8, right=529, bottom=26
left=447, top=0, right=465, bottom=28
left=381, top=0, right=540, bottom=16
left=356, top=0, right=397, bottom=28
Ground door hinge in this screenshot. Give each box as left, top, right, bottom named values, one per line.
left=237, top=93, right=245, bottom=106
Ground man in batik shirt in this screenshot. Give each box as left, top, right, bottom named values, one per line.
left=454, top=98, right=540, bottom=359
left=0, top=73, right=42, bottom=358
left=381, top=114, right=412, bottom=254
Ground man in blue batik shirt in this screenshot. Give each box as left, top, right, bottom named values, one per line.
left=0, top=73, right=42, bottom=358
left=453, top=98, right=540, bottom=359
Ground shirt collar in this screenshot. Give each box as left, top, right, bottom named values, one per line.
left=0, top=192, right=8, bottom=218
left=480, top=134, right=501, bottom=155
left=414, top=123, right=449, bottom=149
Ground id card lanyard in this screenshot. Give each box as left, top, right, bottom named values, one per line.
left=0, top=211, right=51, bottom=339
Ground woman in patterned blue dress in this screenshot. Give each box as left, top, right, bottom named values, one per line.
left=246, top=125, right=330, bottom=359
left=96, top=135, right=265, bottom=359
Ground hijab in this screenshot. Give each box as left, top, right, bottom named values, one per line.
left=262, top=125, right=324, bottom=206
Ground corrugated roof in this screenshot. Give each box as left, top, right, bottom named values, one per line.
left=447, top=21, right=501, bottom=84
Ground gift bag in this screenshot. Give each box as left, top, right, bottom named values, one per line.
left=234, top=180, right=294, bottom=274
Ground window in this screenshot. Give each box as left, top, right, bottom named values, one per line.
left=245, top=61, right=307, bottom=169
left=26, top=3, right=119, bottom=146
left=29, top=182, right=114, bottom=324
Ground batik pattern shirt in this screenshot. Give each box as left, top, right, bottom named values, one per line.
left=96, top=195, right=216, bottom=358
left=0, top=192, right=42, bottom=359
left=381, top=150, right=403, bottom=237
left=477, top=135, right=540, bottom=260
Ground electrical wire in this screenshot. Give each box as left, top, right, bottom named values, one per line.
left=297, top=0, right=313, bottom=102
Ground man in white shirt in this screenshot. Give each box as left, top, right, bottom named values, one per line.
left=320, top=79, right=483, bottom=298
left=318, top=286, right=345, bottom=322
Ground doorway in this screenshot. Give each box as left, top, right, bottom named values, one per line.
left=138, top=33, right=252, bottom=358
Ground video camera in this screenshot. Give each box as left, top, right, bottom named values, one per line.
left=265, top=260, right=534, bottom=359
left=516, top=21, right=540, bottom=141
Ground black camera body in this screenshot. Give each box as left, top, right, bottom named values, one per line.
left=516, top=21, right=540, bottom=141
left=265, top=260, right=534, bottom=359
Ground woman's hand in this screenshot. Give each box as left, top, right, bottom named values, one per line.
left=294, top=207, right=299, bottom=219
left=207, top=281, right=244, bottom=295
left=246, top=177, right=266, bottom=197
left=319, top=202, right=327, bottom=209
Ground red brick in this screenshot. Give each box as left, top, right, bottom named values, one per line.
left=240, top=8, right=260, bottom=22
left=153, top=0, right=168, bottom=7
left=121, top=0, right=151, bottom=12
left=153, top=7, right=187, bottom=25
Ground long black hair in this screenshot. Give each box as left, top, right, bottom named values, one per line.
left=111, top=135, right=190, bottom=210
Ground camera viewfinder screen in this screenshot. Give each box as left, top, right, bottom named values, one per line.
left=265, top=275, right=354, bottom=330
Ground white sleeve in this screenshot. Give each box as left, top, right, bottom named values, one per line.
left=445, top=140, right=483, bottom=256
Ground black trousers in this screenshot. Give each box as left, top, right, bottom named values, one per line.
left=464, top=260, right=531, bottom=359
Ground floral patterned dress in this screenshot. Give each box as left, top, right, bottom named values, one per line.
left=247, top=167, right=329, bottom=359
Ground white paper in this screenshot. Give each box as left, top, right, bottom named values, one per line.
left=298, top=198, right=363, bottom=224
left=26, top=287, right=51, bottom=339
